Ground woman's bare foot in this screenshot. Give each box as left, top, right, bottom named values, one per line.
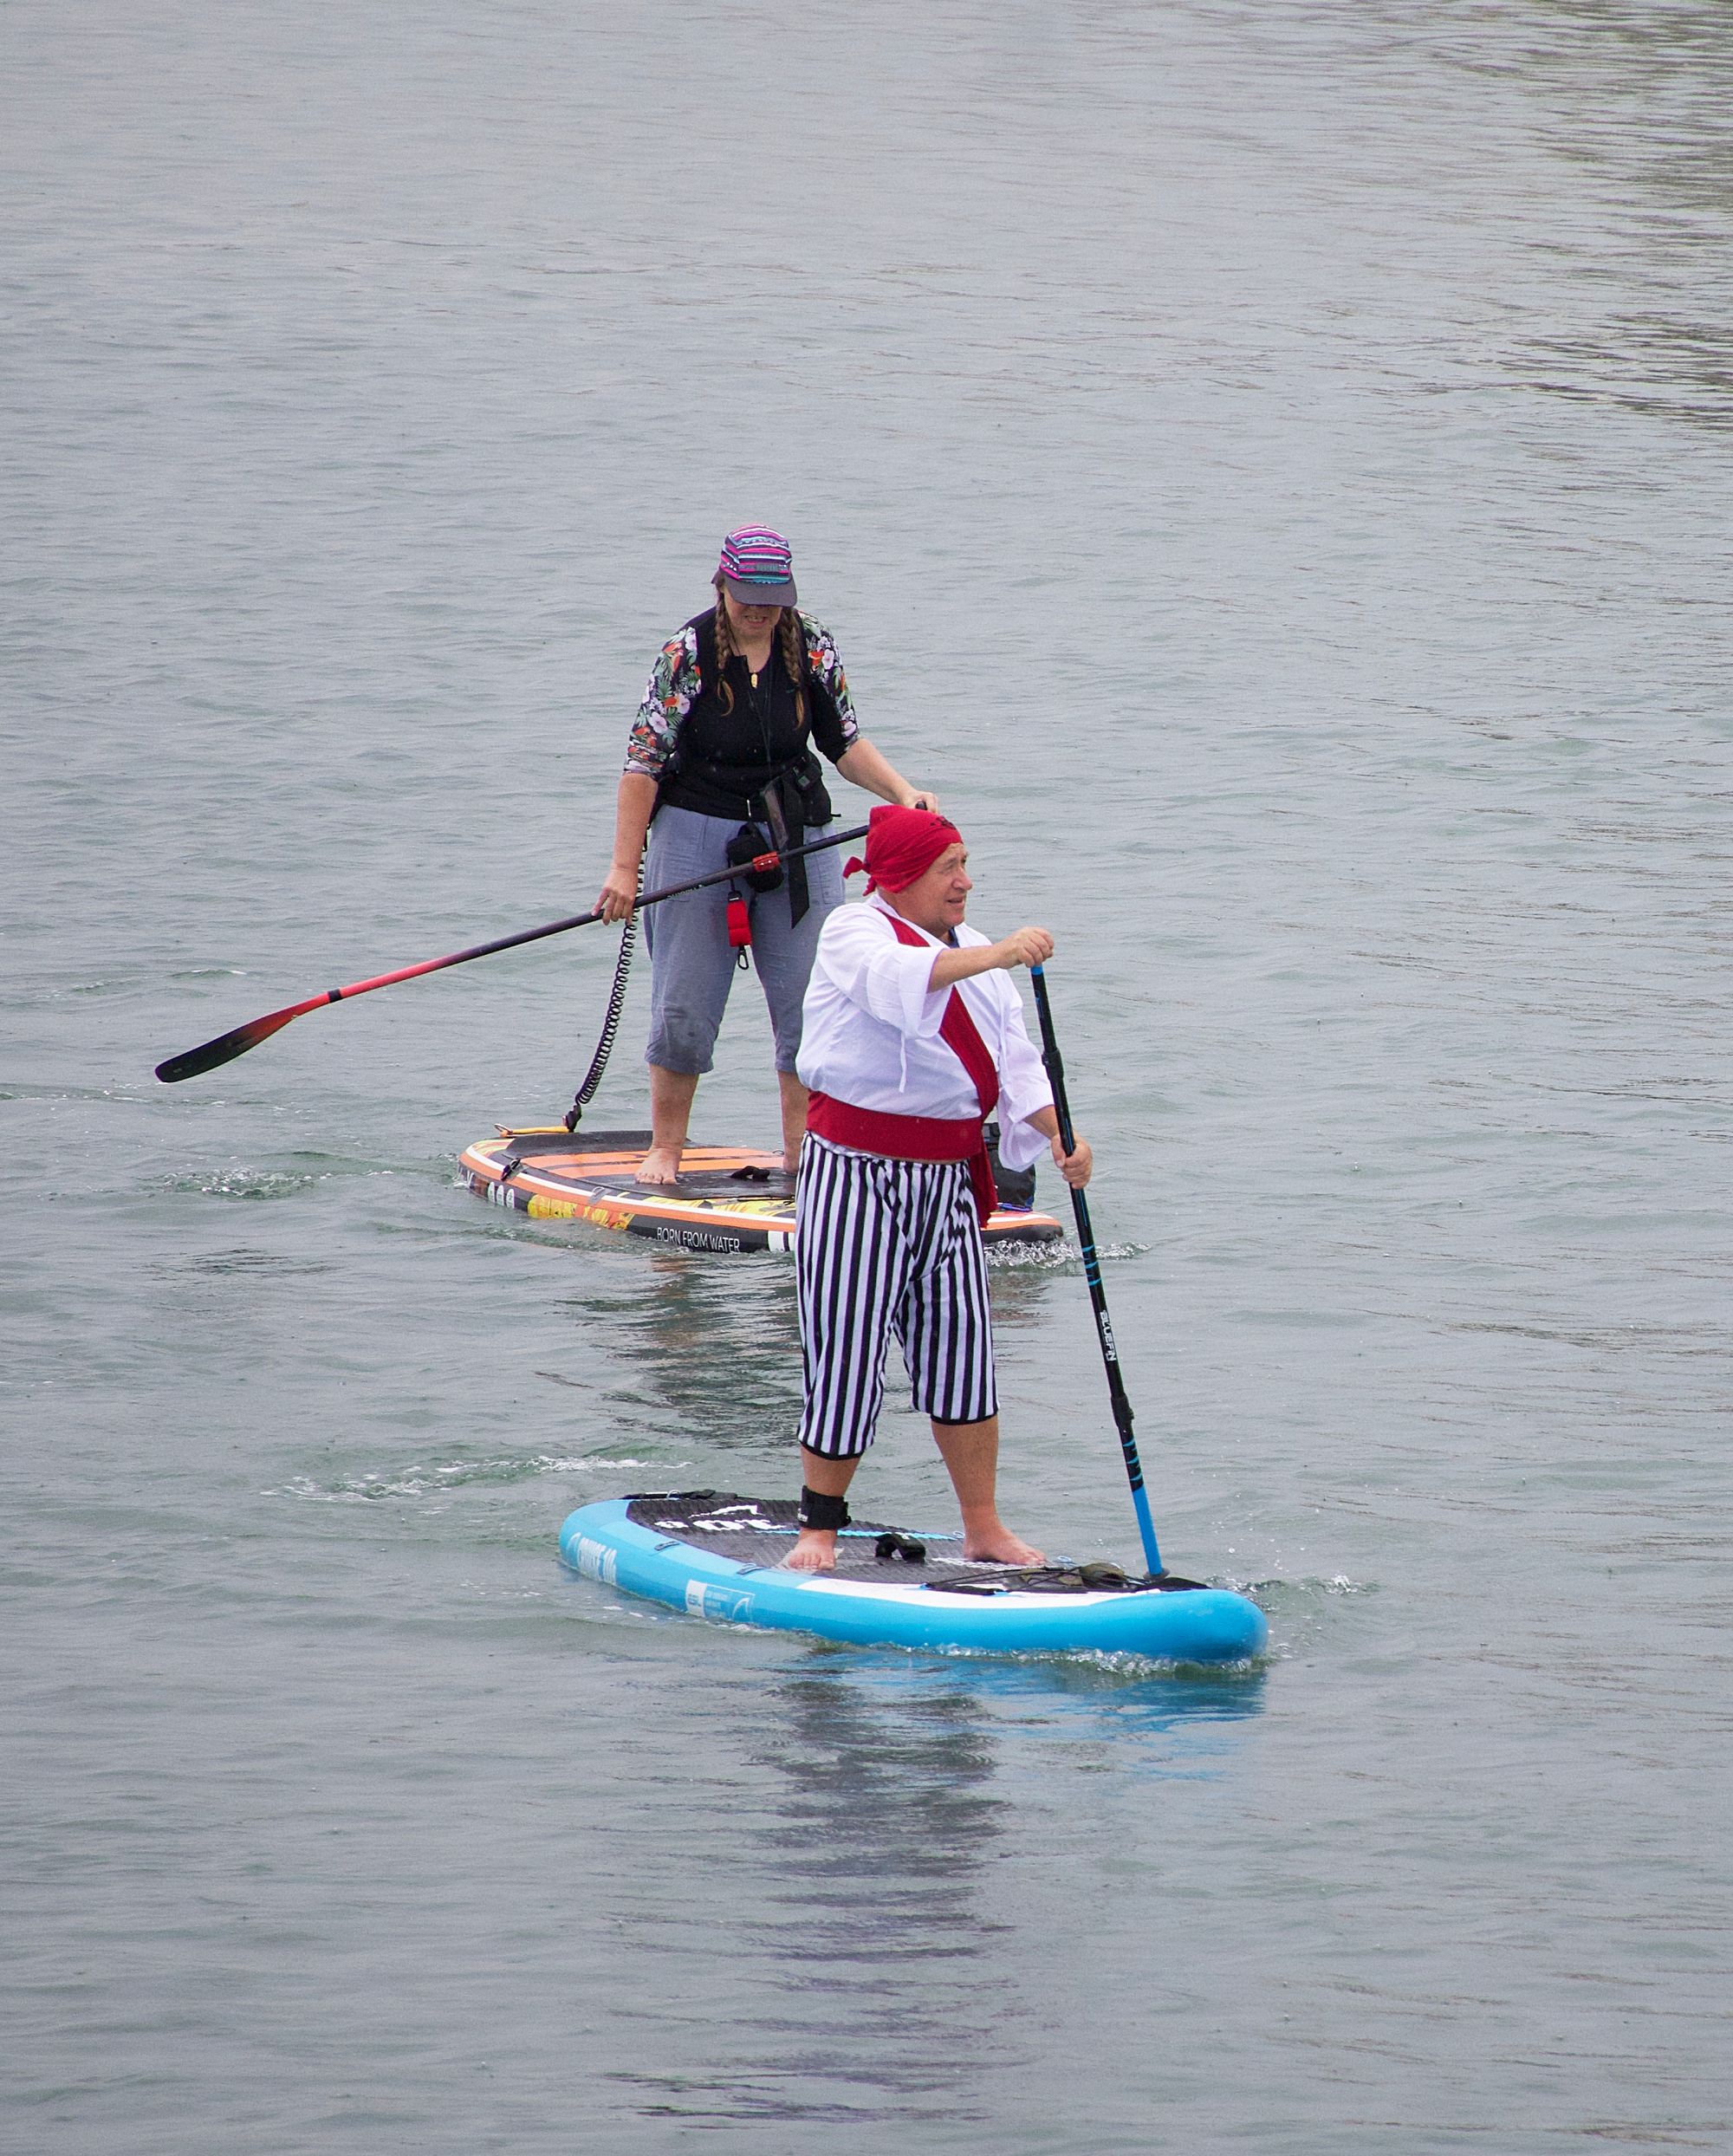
left=636, top=1144, right=683, bottom=1185
left=784, top=1529, right=837, bottom=1573
left=961, top=1526, right=1046, bottom=1565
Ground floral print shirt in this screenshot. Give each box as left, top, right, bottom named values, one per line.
left=624, top=611, right=861, bottom=780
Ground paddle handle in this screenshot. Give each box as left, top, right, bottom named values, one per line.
left=1029, top=963, right=1163, bottom=1576
left=155, top=821, right=870, bottom=1083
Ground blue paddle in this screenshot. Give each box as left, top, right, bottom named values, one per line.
left=1029, top=963, right=1165, bottom=1577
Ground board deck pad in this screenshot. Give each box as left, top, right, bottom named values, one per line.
left=460, top=1126, right=1065, bottom=1254
left=623, top=1492, right=1204, bottom=1597
left=626, top=1493, right=951, bottom=1580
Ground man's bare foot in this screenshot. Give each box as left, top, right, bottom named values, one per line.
left=961, top=1527, right=1046, bottom=1566
left=636, top=1145, right=683, bottom=1185
left=784, top=1529, right=837, bottom=1573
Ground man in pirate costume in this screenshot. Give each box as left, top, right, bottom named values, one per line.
left=786, top=804, right=1094, bottom=1574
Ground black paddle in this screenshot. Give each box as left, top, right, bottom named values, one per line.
left=1029, top=963, right=1165, bottom=1577
left=154, top=822, right=870, bottom=1084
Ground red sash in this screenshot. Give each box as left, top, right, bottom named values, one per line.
left=805, top=913, right=1000, bottom=1226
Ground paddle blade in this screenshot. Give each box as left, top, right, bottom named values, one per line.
left=154, top=1005, right=304, bottom=1083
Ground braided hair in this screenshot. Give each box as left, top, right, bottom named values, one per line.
left=778, top=607, right=809, bottom=730
left=711, top=572, right=738, bottom=712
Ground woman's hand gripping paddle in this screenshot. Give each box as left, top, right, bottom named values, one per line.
left=154, top=822, right=870, bottom=1085
left=1029, top=964, right=1165, bottom=1578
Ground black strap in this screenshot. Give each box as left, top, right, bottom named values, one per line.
left=797, top=1485, right=852, bottom=1532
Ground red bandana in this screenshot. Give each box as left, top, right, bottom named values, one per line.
left=843, top=803, right=963, bottom=894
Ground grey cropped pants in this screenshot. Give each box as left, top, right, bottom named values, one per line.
left=642, top=804, right=844, bottom=1076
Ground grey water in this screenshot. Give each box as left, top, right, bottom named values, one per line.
left=4, top=1, right=1730, bottom=2148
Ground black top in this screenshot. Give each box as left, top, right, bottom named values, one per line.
left=658, top=610, right=849, bottom=822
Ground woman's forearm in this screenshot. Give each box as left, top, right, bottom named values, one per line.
left=596, top=773, right=660, bottom=918
left=611, top=773, right=659, bottom=869
left=835, top=737, right=921, bottom=807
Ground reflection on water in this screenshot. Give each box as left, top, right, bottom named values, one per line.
left=820, top=1646, right=1269, bottom=1763
left=555, top=1230, right=1074, bottom=1455
left=610, top=1649, right=1266, bottom=2128
left=605, top=1666, right=1010, bottom=2130
left=750, top=1669, right=1011, bottom=2120
left=557, top=1248, right=804, bottom=1449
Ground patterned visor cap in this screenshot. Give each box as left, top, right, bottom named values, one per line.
left=717, top=525, right=798, bottom=607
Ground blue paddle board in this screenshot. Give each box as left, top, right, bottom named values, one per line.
left=559, top=1493, right=1267, bottom=1662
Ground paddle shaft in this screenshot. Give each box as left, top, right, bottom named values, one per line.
left=1029, top=963, right=1164, bottom=1576
left=155, top=821, right=870, bottom=1084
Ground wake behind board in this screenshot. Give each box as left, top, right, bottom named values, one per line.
left=560, top=1493, right=1268, bottom=1662
left=461, top=1127, right=1066, bottom=1255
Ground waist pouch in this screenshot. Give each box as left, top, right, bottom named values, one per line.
left=726, top=822, right=783, bottom=893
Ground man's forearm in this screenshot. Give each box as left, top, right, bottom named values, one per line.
left=928, top=944, right=1005, bottom=990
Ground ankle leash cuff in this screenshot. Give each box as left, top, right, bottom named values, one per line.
left=797, top=1486, right=851, bottom=1533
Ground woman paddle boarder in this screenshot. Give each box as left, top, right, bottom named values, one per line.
left=594, top=529, right=935, bottom=1185
left=785, top=804, right=1094, bottom=1574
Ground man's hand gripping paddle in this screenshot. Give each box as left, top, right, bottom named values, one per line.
left=154, top=823, right=870, bottom=1085
left=1029, top=963, right=1165, bottom=1578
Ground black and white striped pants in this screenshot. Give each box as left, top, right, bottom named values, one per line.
left=795, top=1134, right=997, bottom=1459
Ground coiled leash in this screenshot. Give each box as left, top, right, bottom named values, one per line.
left=563, top=860, right=642, bottom=1132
